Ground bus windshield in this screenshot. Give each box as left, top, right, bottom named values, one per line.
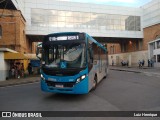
left=43, top=42, right=86, bottom=69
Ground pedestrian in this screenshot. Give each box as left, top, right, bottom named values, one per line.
left=126, top=60, right=129, bottom=67
left=148, top=59, right=150, bottom=67
left=15, top=66, right=18, bottom=78
left=138, top=60, right=142, bottom=68
left=112, top=59, right=114, bottom=66
left=142, top=59, right=145, bottom=67
left=121, top=60, right=124, bottom=66
left=28, top=63, right=32, bottom=75
left=150, top=59, right=153, bottom=67
left=20, top=63, right=24, bottom=77
left=11, top=66, right=15, bottom=78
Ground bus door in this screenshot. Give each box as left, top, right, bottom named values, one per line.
left=98, top=47, right=102, bottom=73
left=88, top=45, right=93, bottom=71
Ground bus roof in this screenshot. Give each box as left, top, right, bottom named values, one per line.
left=47, top=32, right=84, bottom=36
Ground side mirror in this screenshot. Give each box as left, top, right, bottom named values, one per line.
left=91, top=57, right=93, bottom=63
left=93, top=60, right=97, bottom=65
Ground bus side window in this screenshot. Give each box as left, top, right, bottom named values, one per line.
left=92, top=43, right=98, bottom=63
left=88, top=49, right=93, bottom=71
left=88, top=48, right=93, bottom=63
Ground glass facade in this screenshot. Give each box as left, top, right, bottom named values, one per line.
left=157, top=40, right=160, bottom=49
left=31, top=8, right=141, bottom=31
left=0, top=25, right=2, bottom=39
left=157, top=55, right=160, bottom=62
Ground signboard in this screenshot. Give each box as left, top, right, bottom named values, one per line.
left=49, top=35, right=79, bottom=41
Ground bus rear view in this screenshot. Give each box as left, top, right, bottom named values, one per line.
left=37, top=32, right=108, bottom=94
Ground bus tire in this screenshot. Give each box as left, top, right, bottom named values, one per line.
left=92, top=75, right=97, bottom=90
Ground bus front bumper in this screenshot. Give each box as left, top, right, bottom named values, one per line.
left=41, top=78, right=88, bottom=94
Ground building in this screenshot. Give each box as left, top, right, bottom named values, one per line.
left=148, top=37, right=160, bottom=67
left=0, top=0, right=159, bottom=79
left=0, top=0, right=37, bottom=81
left=0, top=9, right=37, bottom=53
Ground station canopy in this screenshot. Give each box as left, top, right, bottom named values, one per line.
left=4, top=52, right=28, bottom=60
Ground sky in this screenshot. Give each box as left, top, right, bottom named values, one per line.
left=59, top=0, right=152, bottom=7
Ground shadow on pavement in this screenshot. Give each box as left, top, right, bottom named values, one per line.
left=44, top=93, right=89, bottom=102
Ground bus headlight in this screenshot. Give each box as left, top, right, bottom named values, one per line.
left=76, top=75, right=86, bottom=83
left=81, top=75, right=86, bottom=80
left=41, top=74, right=45, bottom=80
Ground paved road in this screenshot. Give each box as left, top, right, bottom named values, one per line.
left=0, top=70, right=160, bottom=120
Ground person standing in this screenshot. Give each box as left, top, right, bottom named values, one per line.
left=138, top=60, right=142, bottom=68
left=112, top=59, right=114, bottom=66
left=121, top=60, right=124, bottom=66
left=28, top=63, right=32, bottom=75
left=150, top=59, right=153, bottom=67
left=148, top=59, right=150, bottom=67
left=142, top=59, right=145, bottom=67
left=126, top=60, right=129, bottom=67
left=15, top=66, right=18, bottom=78
left=11, top=66, right=15, bottom=78
left=20, top=63, right=24, bottom=77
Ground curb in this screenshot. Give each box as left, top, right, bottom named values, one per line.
left=109, top=68, right=141, bottom=73
left=0, top=78, right=40, bottom=88
left=142, top=72, right=160, bottom=77
left=110, top=68, right=160, bottom=77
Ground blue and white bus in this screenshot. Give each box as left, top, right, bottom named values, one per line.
left=37, top=32, right=108, bottom=94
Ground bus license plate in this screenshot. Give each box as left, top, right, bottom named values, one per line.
left=55, top=84, right=64, bottom=88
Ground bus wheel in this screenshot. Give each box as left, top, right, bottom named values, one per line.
left=104, top=68, right=108, bottom=78
left=92, top=76, right=97, bottom=90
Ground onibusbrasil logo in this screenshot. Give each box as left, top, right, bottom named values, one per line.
left=1, top=112, right=42, bottom=118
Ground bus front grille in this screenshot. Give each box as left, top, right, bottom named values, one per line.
left=45, top=80, right=75, bottom=88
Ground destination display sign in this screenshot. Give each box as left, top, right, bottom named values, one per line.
left=49, top=35, right=79, bottom=41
